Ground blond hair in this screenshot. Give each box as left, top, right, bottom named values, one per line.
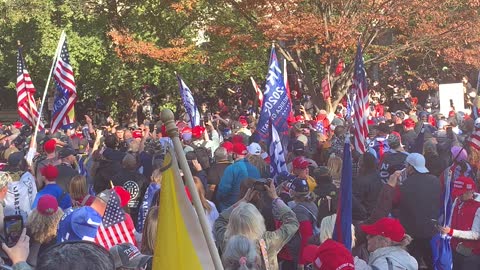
left=27, top=208, right=64, bottom=244
left=193, top=176, right=211, bottom=213
left=225, top=203, right=266, bottom=243
left=327, top=155, right=342, bottom=181
left=247, top=155, right=269, bottom=177
left=141, top=206, right=158, bottom=255
left=69, top=175, right=88, bottom=201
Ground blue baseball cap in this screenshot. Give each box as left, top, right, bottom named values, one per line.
left=57, top=206, right=102, bottom=243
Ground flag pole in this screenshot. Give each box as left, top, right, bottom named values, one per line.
left=26, top=30, right=66, bottom=166
left=161, top=108, right=224, bottom=270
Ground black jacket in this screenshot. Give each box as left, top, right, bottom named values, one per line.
left=353, top=171, right=384, bottom=218
left=399, top=172, right=441, bottom=238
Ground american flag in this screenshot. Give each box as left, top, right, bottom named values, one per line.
left=51, top=36, right=77, bottom=133
left=351, top=42, right=369, bottom=154
left=95, top=190, right=136, bottom=249
left=16, top=48, right=42, bottom=128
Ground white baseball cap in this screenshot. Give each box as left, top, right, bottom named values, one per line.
left=405, top=153, right=429, bottom=173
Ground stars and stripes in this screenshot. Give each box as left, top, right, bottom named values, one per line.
left=351, top=42, right=369, bottom=154
left=16, top=48, right=42, bottom=128
left=51, top=37, right=77, bottom=133
left=95, top=190, right=136, bottom=249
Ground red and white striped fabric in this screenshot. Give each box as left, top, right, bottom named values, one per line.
left=250, top=77, right=264, bottom=108
left=469, top=129, right=480, bottom=151
left=351, top=43, right=369, bottom=154
left=95, top=213, right=137, bottom=250
left=51, top=37, right=77, bottom=133
left=16, top=48, right=42, bottom=128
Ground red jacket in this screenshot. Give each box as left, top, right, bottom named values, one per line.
left=450, top=199, right=480, bottom=254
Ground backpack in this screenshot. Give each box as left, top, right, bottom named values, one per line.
left=295, top=204, right=320, bottom=235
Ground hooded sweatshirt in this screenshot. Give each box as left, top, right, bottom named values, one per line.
left=368, top=246, right=418, bottom=270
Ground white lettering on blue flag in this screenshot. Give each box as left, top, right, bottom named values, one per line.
left=269, top=123, right=288, bottom=178
left=256, top=47, right=291, bottom=139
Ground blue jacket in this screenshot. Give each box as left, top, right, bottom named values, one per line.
left=216, top=158, right=260, bottom=211
left=32, top=183, right=72, bottom=210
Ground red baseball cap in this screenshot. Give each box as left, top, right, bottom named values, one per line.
left=221, top=141, right=234, bottom=153
left=295, top=115, right=305, bottom=122
left=37, top=195, right=59, bottom=216
left=192, top=126, right=205, bottom=139
left=132, top=130, right=143, bottom=139
left=232, top=135, right=244, bottom=144
left=452, top=177, right=476, bottom=199
left=41, top=165, right=59, bottom=181
left=239, top=119, right=248, bottom=127
left=232, top=143, right=247, bottom=155
left=13, top=122, right=23, bottom=129
left=403, top=118, right=416, bottom=129
left=303, top=239, right=355, bottom=270
left=292, top=156, right=310, bottom=169
left=44, top=139, right=57, bottom=154
left=361, top=217, right=406, bottom=242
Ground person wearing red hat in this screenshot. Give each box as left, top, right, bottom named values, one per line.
left=216, top=143, right=260, bottom=212
left=27, top=194, right=64, bottom=267
left=439, top=177, right=480, bottom=269
left=35, top=139, right=60, bottom=189
left=303, top=239, right=355, bottom=270
left=361, top=217, right=418, bottom=269
left=291, top=156, right=317, bottom=192
left=32, top=165, right=72, bottom=210
left=401, top=118, right=417, bottom=152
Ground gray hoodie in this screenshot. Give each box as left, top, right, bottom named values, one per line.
left=368, top=246, right=418, bottom=270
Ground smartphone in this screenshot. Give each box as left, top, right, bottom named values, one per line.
left=4, top=215, right=23, bottom=247
left=253, top=181, right=267, bottom=192
left=431, top=219, right=440, bottom=227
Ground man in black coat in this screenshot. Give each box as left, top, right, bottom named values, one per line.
left=399, top=153, right=440, bottom=270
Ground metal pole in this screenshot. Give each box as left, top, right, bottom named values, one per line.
left=26, top=30, right=65, bottom=165
left=161, top=108, right=224, bottom=270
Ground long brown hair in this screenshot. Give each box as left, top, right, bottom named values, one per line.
left=141, top=206, right=158, bottom=255
left=69, top=175, right=88, bottom=201
left=193, top=176, right=212, bottom=213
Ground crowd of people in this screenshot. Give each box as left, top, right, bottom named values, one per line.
left=0, top=79, right=478, bottom=270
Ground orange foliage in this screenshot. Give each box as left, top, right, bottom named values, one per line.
left=171, top=0, right=198, bottom=14
left=210, top=0, right=480, bottom=70
left=108, top=29, right=193, bottom=63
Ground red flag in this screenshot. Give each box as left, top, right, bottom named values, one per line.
left=95, top=190, right=137, bottom=249
left=321, top=78, right=331, bottom=100
left=250, top=77, right=264, bottom=108
left=16, top=48, right=42, bottom=128
left=335, top=59, right=345, bottom=76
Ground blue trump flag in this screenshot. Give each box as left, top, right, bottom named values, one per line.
left=269, top=121, right=288, bottom=181
left=256, top=46, right=292, bottom=140
left=177, top=74, right=200, bottom=127
left=333, top=136, right=353, bottom=250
